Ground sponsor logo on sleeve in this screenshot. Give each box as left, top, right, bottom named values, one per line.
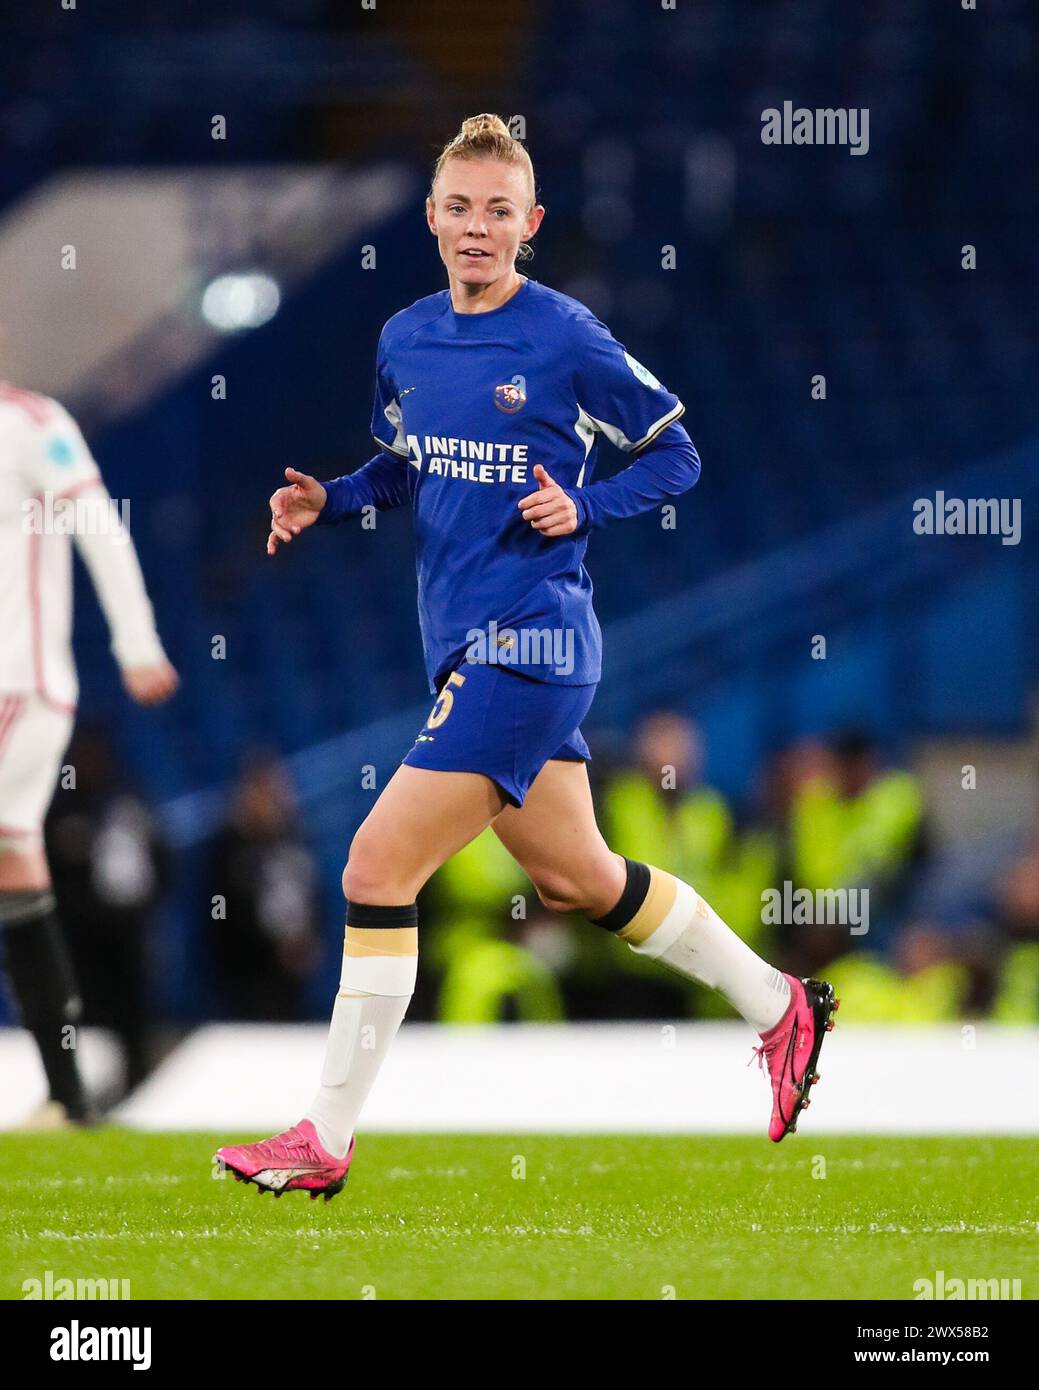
left=623, top=353, right=662, bottom=390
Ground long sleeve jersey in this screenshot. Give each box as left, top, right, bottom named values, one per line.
left=0, top=383, right=167, bottom=710
left=317, top=277, right=701, bottom=693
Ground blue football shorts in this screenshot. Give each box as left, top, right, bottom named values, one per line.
left=401, top=658, right=595, bottom=807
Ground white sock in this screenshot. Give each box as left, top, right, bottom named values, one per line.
left=620, top=868, right=791, bottom=1033
left=305, top=921, right=417, bottom=1158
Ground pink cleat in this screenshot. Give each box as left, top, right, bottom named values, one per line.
left=750, top=975, right=839, bottom=1142
left=215, top=1120, right=355, bottom=1202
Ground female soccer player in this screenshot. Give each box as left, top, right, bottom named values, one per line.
left=217, top=115, right=837, bottom=1201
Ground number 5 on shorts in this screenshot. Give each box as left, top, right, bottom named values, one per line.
left=427, top=670, right=466, bottom=729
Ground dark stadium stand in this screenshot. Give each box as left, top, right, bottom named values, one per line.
left=1, top=0, right=1036, bottom=1019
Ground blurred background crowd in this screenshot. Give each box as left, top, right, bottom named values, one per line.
left=34, top=706, right=1039, bottom=1101
left=1, top=1, right=1037, bottom=1099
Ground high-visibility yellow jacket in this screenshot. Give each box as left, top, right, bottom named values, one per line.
left=430, top=828, right=561, bottom=1022
left=603, top=771, right=778, bottom=963
left=992, top=943, right=1039, bottom=1022
left=821, top=950, right=967, bottom=1022
left=792, top=771, right=923, bottom=891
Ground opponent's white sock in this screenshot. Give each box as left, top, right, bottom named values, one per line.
left=305, top=906, right=417, bottom=1158
left=607, top=864, right=791, bottom=1033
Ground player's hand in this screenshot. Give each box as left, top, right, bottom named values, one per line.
left=122, top=660, right=180, bottom=706
left=268, top=468, right=327, bottom=555
left=518, top=464, right=578, bottom=537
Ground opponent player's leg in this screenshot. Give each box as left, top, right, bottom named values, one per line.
left=0, top=697, right=90, bottom=1126
left=217, top=763, right=506, bottom=1197
left=492, top=757, right=837, bottom=1140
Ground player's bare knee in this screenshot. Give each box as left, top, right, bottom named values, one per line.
left=342, top=849, right=414, bottom=906
left=534, top=875, right=588, bottom=916
left=0, top=847, right=49, bottom=891
left=535, top=850, right=626, bottom=917
left=341, top=857, right=380, bottom=904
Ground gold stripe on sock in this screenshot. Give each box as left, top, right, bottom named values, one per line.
left=616, top=866, right=678, bottom=945
left=344, top=925, right=419, bottom=958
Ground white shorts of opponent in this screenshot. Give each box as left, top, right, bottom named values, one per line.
left=0, top=695, right=75, bottom=851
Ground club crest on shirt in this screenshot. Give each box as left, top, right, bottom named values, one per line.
left=493, top=381, right=526, bottom=414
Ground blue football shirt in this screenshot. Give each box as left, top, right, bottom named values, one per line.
left=319, top=277, right=700, bottom=694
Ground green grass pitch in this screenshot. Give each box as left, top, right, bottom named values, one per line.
left=1, top=1131, right=1036, bottom=1300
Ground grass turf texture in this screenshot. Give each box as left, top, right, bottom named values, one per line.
left=1, top=1131, right=1036, bottom=1300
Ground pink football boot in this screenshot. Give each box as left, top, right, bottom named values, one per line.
left=750, top=975, right=839, bottom=1142
left=215, top=1120, right=355, bottom=1202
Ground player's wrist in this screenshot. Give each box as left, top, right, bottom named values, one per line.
left=313, top=479, right=344, bottom=526
left=562, top=488, right=590, bottom=536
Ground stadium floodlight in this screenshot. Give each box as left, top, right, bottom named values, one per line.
left=200, top=272, right=281, bottom=331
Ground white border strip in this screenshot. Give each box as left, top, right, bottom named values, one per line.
left=88, top=1022, right=1039, bottom=1134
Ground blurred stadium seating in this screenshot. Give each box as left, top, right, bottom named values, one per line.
left=1, top=0, right=1036, bottom=1034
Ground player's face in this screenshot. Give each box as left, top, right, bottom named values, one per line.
left=427, top=158, right=544, bottom=288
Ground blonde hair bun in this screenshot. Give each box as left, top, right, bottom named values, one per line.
left=431, top=113, right=536, bottom=213
left=460, top=113, right=513, bottom=140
